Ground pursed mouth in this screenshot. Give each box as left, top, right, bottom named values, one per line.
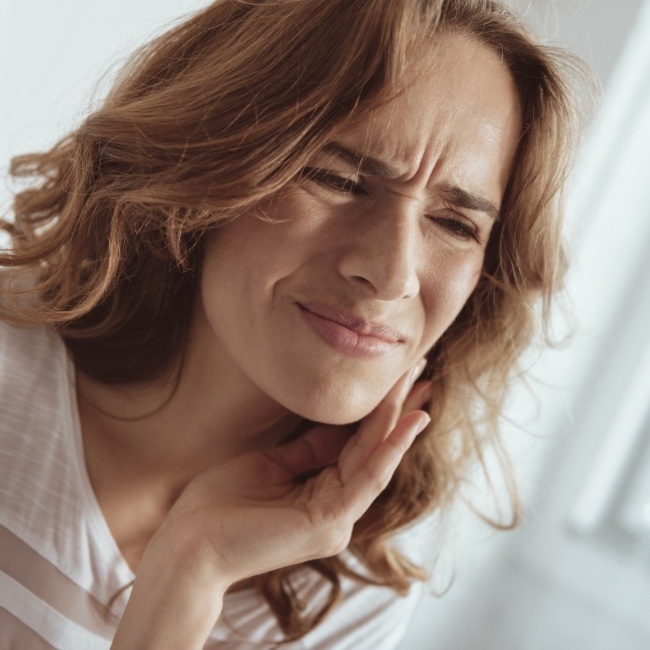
left=297, top=302, right=404, bottom=344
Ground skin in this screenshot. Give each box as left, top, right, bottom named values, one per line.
left=196, top=31, right=521, bottom=426
left=76, top=32, right=522, bottom=648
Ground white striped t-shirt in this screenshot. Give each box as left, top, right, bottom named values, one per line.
left=0, top=320, right=420, bottom=649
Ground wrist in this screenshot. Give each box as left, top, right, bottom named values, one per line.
left=149, top=517, right=232, bottom=592
left=112, top=524, right=229, bottom=649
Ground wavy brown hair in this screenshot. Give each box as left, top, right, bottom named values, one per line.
left=1, top=0, right=595, bottom=641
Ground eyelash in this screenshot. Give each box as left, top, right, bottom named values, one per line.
left=304, top=167, right=365, bottom=195
left=303, top=167, right=480, bottom=243
left=428, top=214, right=480, bottom=242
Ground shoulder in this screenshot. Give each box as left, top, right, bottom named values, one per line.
left=0, top=318, right=69, bottom=408
left=0, top=317, right=74, bottom=520
left=0, top=315, right=61, bottom=355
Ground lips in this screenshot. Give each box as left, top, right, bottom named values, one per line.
left=297, top=301, right=403, bottom=359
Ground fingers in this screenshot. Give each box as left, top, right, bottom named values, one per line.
left=342, top=410, right=430, bottom=522
left=366, top=357, right=428, bottom=438
left=401, top=379, right=433, bottom=415
left=339, top=359, right=429, bottom=480
left=262, top=357, right=430, bottom=487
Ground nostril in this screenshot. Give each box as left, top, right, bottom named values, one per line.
left=349, top=275, right=380, bottom=295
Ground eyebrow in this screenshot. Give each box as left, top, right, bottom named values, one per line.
left=322, top=142, right=501, bottom=221
left=438, top=184, right=501, bottom=222
left=322, top=142, right=402, bottom=180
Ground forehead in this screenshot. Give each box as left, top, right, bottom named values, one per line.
left=332, top=31, right=522, bottom=202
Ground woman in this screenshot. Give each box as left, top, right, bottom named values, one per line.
left=0, top=0, right=592, bottom=647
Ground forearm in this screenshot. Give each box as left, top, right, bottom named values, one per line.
left=111, top=532, right=228, bottom=649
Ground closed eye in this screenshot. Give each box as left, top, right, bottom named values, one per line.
left=428, top=213, right=480, bottom=243
left=302, top=168, right=482, bottom=243
left=303, top=167, right=365, bottom=195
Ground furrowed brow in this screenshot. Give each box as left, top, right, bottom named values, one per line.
left=439, top=184, right=501, bottom=221
left=322, top=142, right=402, bottom=180
left=320, top=144, right=502, bottom=220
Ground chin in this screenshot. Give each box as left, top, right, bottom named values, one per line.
left=277, top=375, right=385, bottom=426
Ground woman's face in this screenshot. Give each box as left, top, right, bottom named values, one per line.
left=195, top=32, right=521, bottom=424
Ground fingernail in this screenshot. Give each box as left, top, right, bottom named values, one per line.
left=409, top=359, right=427, bottom=386
left=414, top=413, right=431, bottom=436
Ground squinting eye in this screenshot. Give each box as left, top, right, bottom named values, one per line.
left=428, top=214, right=480, bottom=243
left=303, top=167, right=364, bottom=195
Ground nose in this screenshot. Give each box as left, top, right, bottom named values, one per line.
left=337, top=200, right=421, bottom=301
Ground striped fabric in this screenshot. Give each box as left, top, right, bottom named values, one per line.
left=0, top=320, right=420, bottom=649
left=0, top=526, right=117, bottom=648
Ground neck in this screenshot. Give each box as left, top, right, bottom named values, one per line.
left=74, top=306, right=306, bottom=573
left=76, top=318, right=301, bottom=492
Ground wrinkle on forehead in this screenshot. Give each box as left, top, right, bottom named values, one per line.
left=337, top=32, right=521, bottom=199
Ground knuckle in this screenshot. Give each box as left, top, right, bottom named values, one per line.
left=308, top=509, right=353, bottom=557
left=362, top=464, right=390, bottom=494
left=321, top=527, right=351, bottom=557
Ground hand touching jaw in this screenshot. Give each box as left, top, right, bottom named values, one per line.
left=111, top=365, right=432, bottom=649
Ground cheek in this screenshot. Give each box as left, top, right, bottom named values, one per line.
left=245, top=194, right=326, bottom=264
left=446, top=259, right=483, bottom=302
left=421, top=253, right=483, bottom=339
left=202, top=213, right=300, bottom=288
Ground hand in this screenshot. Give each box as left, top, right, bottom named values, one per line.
left=113, top=361, right=431, bottom=648
left=152, top=360, right=432, bottom=586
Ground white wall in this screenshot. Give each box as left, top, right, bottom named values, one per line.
left=0, top=0, right=208, bottom=205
